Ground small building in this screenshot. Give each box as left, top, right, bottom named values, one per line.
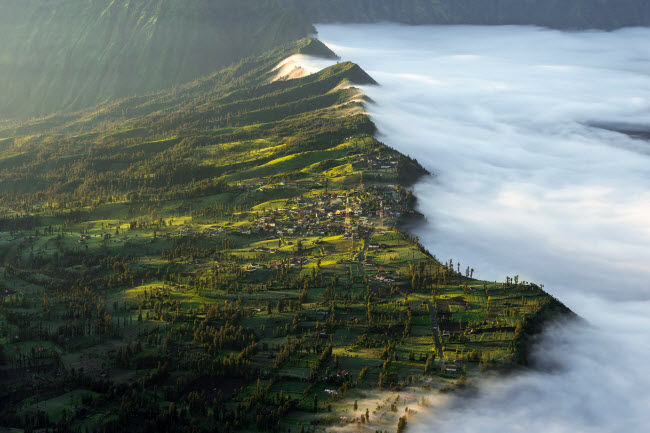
left=444, top=364, right=458, bottom=373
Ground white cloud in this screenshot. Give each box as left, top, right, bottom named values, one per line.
left=271, top=54, right=337, bottom=81
left=318, top=23, right=650, bottom=433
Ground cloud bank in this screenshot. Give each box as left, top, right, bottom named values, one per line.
left=317, top=24, right=650, bottom=432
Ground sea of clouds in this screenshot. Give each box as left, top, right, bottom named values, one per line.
left=316, top=24, right=650, bottom=432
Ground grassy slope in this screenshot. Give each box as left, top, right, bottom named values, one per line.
left=0, top=0, right=315, bottom=119
left=0, top=39, right=569, bottom=432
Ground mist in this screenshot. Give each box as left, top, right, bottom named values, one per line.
left=316, top=24, right=650, bottom=432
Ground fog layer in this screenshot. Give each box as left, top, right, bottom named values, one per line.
left=317, top=24, right=650, bottom=432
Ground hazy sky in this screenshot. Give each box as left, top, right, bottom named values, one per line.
left=317, top=24, right=650, bottom=432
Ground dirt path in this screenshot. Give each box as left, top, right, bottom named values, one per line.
left=425, top=299, right=445, bottom=365
left=356, top=231, right=372, bottom=273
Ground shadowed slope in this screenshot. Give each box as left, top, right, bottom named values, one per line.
left=279, top=0, right=650, bottom=28
left=0, top=0, right=315, bottom=119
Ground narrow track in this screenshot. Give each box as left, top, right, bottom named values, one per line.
left=425, top=299, right=445, bottom=365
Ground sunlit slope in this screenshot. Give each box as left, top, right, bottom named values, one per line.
left=279, top=0, right=650, bottom=28
left=0, top=0, right=314, bottom=119
left=0, top=38, right=369, bottom=208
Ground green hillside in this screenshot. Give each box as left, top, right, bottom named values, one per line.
left=0, top=38, right=569, bottom=432
left=0, top=0, right=315, bottom=119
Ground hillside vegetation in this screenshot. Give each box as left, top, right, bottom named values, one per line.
left=0, top=38, right=568, bottom=432
left=0, top=0, right=314, bottom=119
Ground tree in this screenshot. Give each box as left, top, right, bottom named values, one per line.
left=397, top=416, right=407, bottom=433
left=42, top=291, right=50, bottom=315
left=424, top=355, right=434, bottom=374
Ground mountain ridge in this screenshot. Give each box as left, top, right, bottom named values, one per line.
left=2, top=0, right=649, bottom=120
left=282, top=0, right=650, bottom=29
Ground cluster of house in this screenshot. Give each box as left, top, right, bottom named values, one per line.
left=201, top=226, right=224, bottom=237
left=234, top=187, right=405, bottom=240
left=183, top=182, right=407, bottom=254
left=243, top=257, right=308, bottom=272
left=251, top=246, right=280, bottom=254
left=357, top=155, right=400, bottom=170
left=249, top=193, right=355, bottom=237
left=374, top=273, right=395, bottom=283
left=324, top=369, right=351, bottom=390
